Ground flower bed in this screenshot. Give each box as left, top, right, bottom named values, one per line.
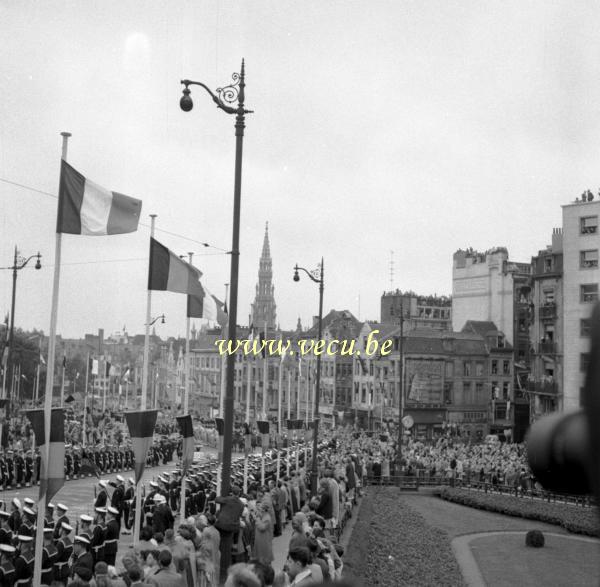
left=435, top=487, right=600, bottom=537
left=344, top=487, right=464, bottom=586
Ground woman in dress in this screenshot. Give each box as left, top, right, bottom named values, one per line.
left=252, top=501, right=274, bottom=565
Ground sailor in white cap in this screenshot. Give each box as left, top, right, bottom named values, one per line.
left=0, top=543, right=16, bottom=586
left=14, top=535, right=34, bottom=586
left=95, top=480, right=109, bottom=508
left=8, top=499, right=21, bottom=534
left=54, top=503, right=70, bottom=540
left=103, top=507, right=120, bottom=565
left=0, top=510, right=12, bottom=545
left=22, top=497, right=35, bottom=510
left=79, top=514, right=93, bottom=542
left=41, top=526, right=58, bottom=585
left=122, top=477, right=135, bottom=533
left=91, top=508, right=106, bottom=565
left=55, top=523, right=74, bottom=583
left=18, top=507, right=35, bottom=538
left=71, top=535, right=93, bottom=578
left=44, top=502, right=56, bottom=530
left=111, top=475, right=125, bottom=530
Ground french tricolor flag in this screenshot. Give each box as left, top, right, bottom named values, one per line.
left=56, top=159, right=142, bottom=235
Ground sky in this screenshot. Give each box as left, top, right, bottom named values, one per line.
left=2, top=1, right=600, bottom=341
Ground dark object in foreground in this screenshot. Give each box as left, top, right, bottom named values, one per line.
left=525, top=530, right=545, bottom=548
left=527, top=303, right=600, bottom=499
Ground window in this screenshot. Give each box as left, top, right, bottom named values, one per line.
left=446, top=362, right=454, bottom=377
left=581, top=215, right=598, bottom=235
left=581, top=318, right=591, bottom=337
left=492, top=382, right=499, bottom=400
left=502, top=381, right=510, bottom=400
left=463, top=361, right=471, bottom=376
left=581, top=284, right=599, bottom=303
left=503, top=360, right=510, bottom=375
left=497, top=336, right=505, bottom=348
left=475, top=382, right=483, bottom=396
left=543, top=289, right=555, bottom=304
left=544, top=257, right=554, bottom=272
left=491, top=360, right=498, bottom=375
left=580, top=250, right=599, bottom=269
left=475, top=362, right=484, bottom=376
left=581, top=353, right=590, bottom=372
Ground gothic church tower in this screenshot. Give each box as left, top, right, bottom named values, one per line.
left=251, top=222, right=277, bottom=329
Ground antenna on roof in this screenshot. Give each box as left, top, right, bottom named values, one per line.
left=389, top=250, right=395, bottom=291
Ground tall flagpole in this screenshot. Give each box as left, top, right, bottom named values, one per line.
left=83, top=353, right=89, bottom=447
left=33, top=130, right=70, bottom=587
left=61, top=356, right=65, bottom=407
left=297, top=359, right=301, bottom=420
left=135, top=213, right=156, bottom=549
left=277, top=348, right=283, bottom=482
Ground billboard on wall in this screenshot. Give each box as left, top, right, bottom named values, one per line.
left=405, top=359, right=444, bottom=404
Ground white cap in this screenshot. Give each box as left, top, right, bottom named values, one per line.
left=153, top=494, right=166, bottom=503
left=22, top=507, right=35, bottom=516
left=12, top=498, right=21, bottom=509
left=80, top=514, right=93, bottom=523
left=128, top=478, right=135, bottom=485
left=74, top=535, right=91, bottom=545
left=61, top=523, right=73, bottom=532
left=47, top=502, right=56, bottom=510
left=0, top=544, right=15, bottom=553
left=116, top=475, right=124, bottom=482
left=57, top=503, right=68, bottom=512
left=17, top=535, right=33, bottom=543
left=99, top=480, right=108, bottom=489
left=95, top=507, right=107, bottom=515
left=107, top=506, right=119, bottom=516
left=23, top=498, right=35, bottom=507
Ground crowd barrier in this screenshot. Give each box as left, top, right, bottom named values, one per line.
left=362, top=474, right=596, bottom=507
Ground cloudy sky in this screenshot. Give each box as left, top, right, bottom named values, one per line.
left=2, top=1, right=600, bottom=340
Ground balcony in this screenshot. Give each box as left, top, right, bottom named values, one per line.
left=527, top=380, right=559, bottom=395
left=540, top=303, right=556, bottom=320
left=536, top=341, right=558, bottom=354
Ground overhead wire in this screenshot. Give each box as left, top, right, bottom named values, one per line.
left=0, top=176, right=229, bottom=252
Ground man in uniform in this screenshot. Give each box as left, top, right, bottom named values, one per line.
left=8, top=499, right=20, bottom=534
left=0, top=543, right=15, bottom=587
left=91, top=508, right=106, bottom=565
left=17, top=508, right=35, bottom=538
left=24, top=451, right=33, bottom=488
left=44, top=502, right=56, bottom=530
left=13, top=534, right=34, bottom=587
left=79, top=514, right=93, bottom=543
left=13, top=451, right=24, bottom=489
left=95, top=480, right=109, bottom=508
left=65, top=446, right=73, bottom=480
left=111, top=475, right=125, bottom=530
left=54, top=523, right=73, bottom=584
left=0, top=510, right=13, bottom=545
left=70, top=535, right=93, bottom=579
left=41, top=527, right=58, bottom=585
left=103, top=507, right=119, bottom=566
left=53, top=503, right=69, bottom=540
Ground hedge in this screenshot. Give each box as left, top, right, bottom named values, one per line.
left=435, top=487, right=600, bottom=537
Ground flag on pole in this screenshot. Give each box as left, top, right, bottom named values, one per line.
left=25, top=408, right=65, bottom=501
left=176, top=415, right=194, bottom=475
left=40, top=353, right=46, bottom=366
left=148, top=238, right=204, bottom=296
left=125, top=410, right=158, bottom=483
left=91, top=359, right=98, bottom=376
left=187, top=285, right=228, bottom=326
left=56, top=159, right=142, bottom=235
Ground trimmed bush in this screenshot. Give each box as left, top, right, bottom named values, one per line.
left=436, top=487, right=600, bottom=537
left=525, top=530, right=545, bottom=547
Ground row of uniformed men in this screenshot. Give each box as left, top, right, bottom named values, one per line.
left=0, top=499, right=120, bottom=586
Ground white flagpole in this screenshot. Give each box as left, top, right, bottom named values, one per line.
left=83, top=354, right=89, bottom=448
left=297, top=359, right=301, bottom=420
left=125, top=379, right=129, bottom=411
left=135, top=213, right=156, bottom=549
left=286, top=371, right=291, bottom=477
left=61, top=359, right=65, bottom=408
left=184, top=253, right=193, bottom=416
left=102, top=358, right=107, bottom=413
left=33, top=131, right=70, bottom=587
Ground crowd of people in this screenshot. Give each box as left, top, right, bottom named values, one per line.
left=0, top=403, right=541, bottom=587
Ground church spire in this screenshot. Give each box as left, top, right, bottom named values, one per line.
left=251, top=222, right=277, bottom=330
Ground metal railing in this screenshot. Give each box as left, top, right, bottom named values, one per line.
left=362, top=474, right=595, bottom=507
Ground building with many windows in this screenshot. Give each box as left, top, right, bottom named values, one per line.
left=562, top=194, right=600, bottom=409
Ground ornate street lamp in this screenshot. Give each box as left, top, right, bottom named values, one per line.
left=293, top=259, right=324, bottom=495
left=180, top=61, right=252, bottom=583
left=2, top=247, right=42, bottom=403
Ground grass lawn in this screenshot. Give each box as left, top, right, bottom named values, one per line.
left=469, top=532, right=600, bottom=587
